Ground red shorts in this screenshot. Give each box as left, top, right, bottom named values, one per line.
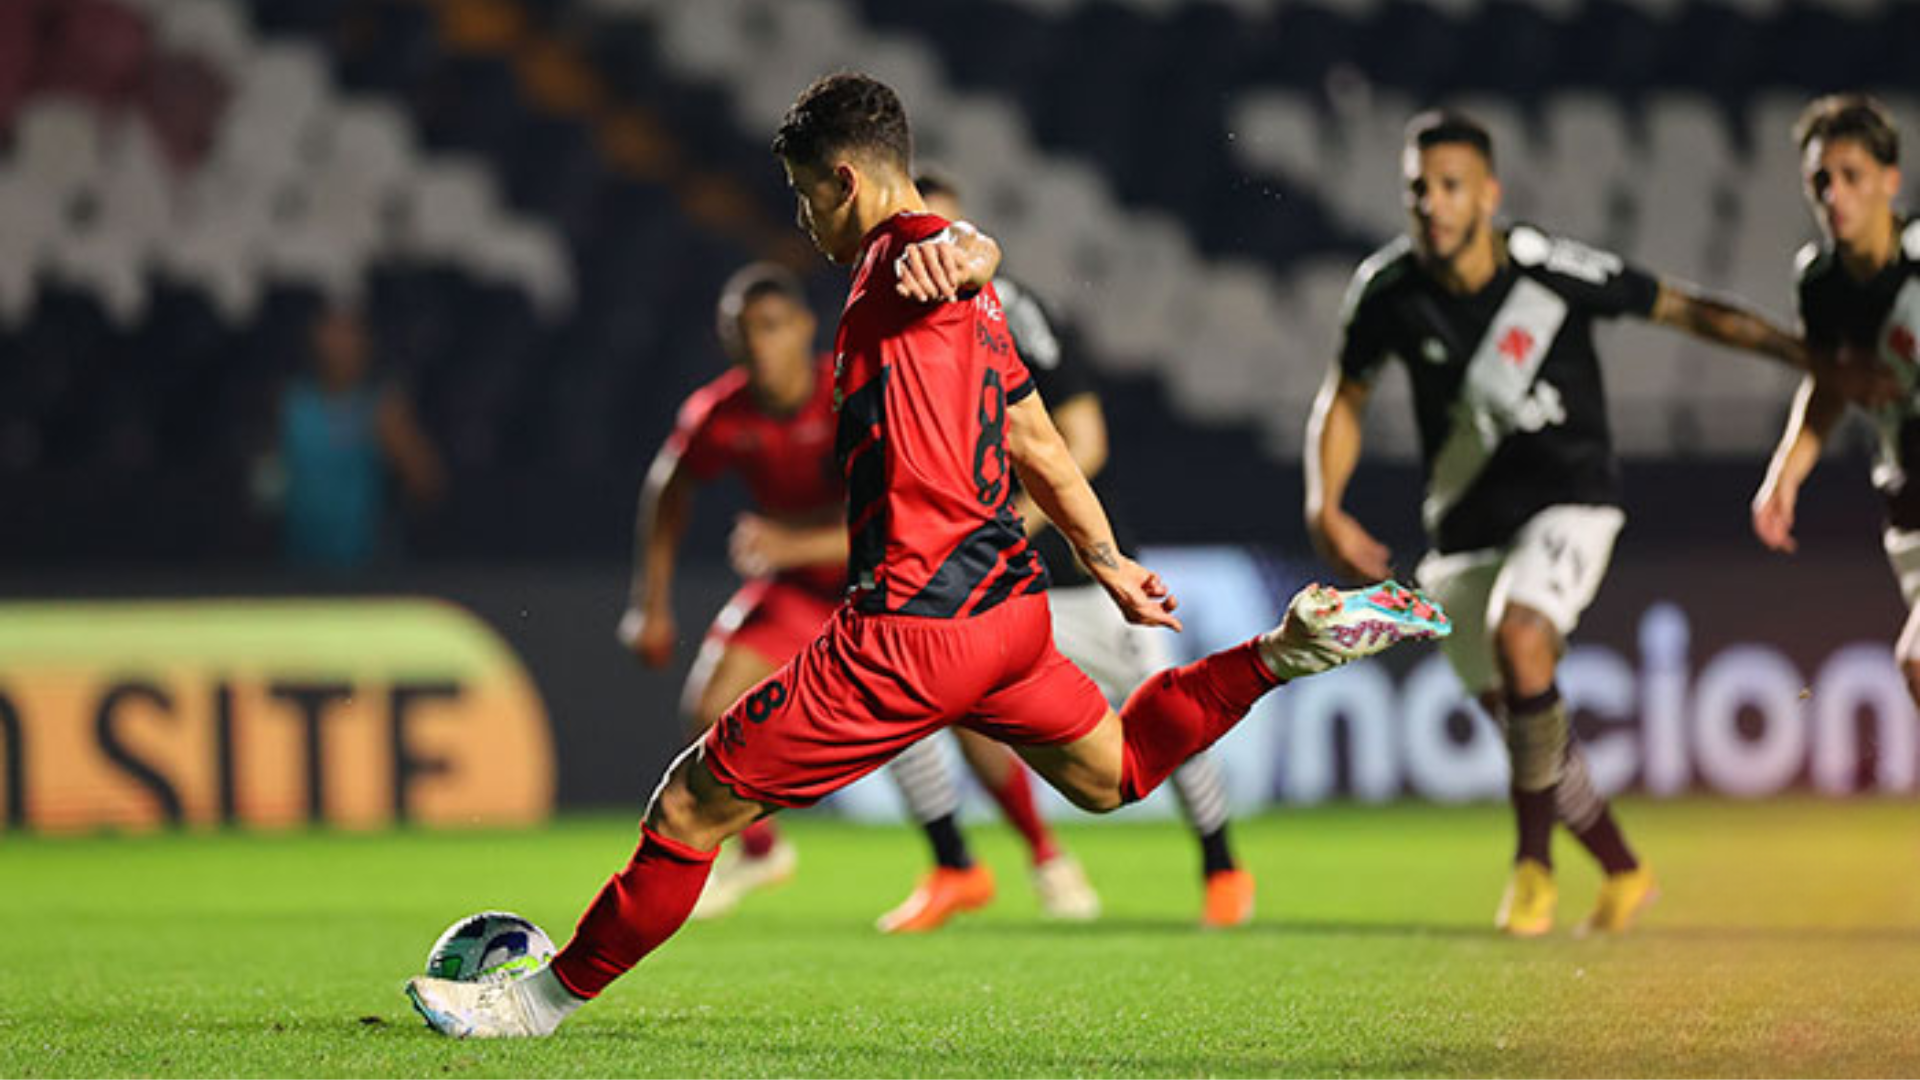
left=704, top=577, right=842, bottom=668
left=704, top=592, right=1109, bottom=807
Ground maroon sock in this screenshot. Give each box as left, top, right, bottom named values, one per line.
left=1572, top=807, right=1638, bottom=874
left=549, top=826, right=717, bottom=998
left=985, top=764, right=1060, bottom=865
left=739, top=818, right=778, bottom=859
left=1118, top=640, right=1280, bottom=803
left=1514, top=786, right=1556, bottom=868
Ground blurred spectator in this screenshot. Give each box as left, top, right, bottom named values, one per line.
left=257, top=303, right=444, bottom=570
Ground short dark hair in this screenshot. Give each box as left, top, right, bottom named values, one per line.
left=716, top=262, right=807, bottom=355
left=1405, top=109, right=1495, bottom=172
left=771, top=72, right=912, bottom=172
left=1795, top=94, right=1899, bottom=166
left=913, top=170, right=960, bottom=201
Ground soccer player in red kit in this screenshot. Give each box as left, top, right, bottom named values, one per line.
left=615, top=262, right=843, bottom=918
left=405, top=73, right=1449, bottom=1039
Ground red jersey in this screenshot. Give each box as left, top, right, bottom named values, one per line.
left=833, top=211, right=1049, bottom=617
left=665, top=355, right=845, bottom=596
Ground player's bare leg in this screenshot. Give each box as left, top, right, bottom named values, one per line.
left=955, top=728, right=1100, bottom=920
left=407, top=748, right=766, bottom=1038
left=683, top=642, right=794, bottom=918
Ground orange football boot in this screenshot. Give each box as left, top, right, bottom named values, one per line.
left=876, top=864, right=996, bottom=933
left=1201, top=868, right=1256, bottom=928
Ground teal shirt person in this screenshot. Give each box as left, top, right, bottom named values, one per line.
left=281, top=377, right=387, bottom=568
left=273, top=304, right=444, bottom=570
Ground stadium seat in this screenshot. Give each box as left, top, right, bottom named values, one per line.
left=4, top=0, right=1916, bottom=562
left=154, top=0, right=252, bottom=71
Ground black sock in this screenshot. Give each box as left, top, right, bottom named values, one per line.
left=923, top=814, right=973, bottom=870
left=1513, top=786, right=1555, bottom=867
left=1198, top=827, right=1236, bottom=877
left=1573, top=808, right=1638, bottom=875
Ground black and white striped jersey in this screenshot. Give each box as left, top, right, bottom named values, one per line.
left=1795, top=217, right=1920, bottom=530
left=1338, top=225, right=1660, bottom=554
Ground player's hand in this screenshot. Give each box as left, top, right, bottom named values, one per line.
left=1091, top=555, right=1184, bottom=632
left=1309, top=507, right=1393, bottom=582
left=1813, top=344, right=1903, bottom=409
left=729, top=513, right=797, bottom=577
left=1751, top=483, right=1799, bottom=554
left=617, top=606, right=676, bottom=667
left=895, top=225, right=999, bottom=303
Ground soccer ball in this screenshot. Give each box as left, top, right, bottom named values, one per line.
left=423, top=911, right=555, bottom=983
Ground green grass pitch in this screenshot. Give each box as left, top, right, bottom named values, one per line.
left=5, top=798, right=1920, bottom=1077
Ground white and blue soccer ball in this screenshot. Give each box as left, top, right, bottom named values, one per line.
left=423, top=911, right=555, bottom=983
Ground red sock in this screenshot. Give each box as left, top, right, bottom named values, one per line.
left=1118, top=640, right=1279, bottom=803
left=548, top=826, right=717, bottom=999
left=739, top=818, right=778, bottom=859
left=985, top=764, right=1060, bottom=866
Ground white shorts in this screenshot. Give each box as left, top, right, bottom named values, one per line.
left=1882, top=528, right=1920, bottom=663
left=1414, top=504, right=1625, bottom=696
left=1048, top=583, right=1170, bottom=706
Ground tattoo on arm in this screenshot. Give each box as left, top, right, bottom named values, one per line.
left=1080, top=541, right=1120, bottom=570
left=1666, top=289, right=1800, bottom=366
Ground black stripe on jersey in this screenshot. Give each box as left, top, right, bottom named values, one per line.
left=837, top=371, right=890, bottom=598
left=966, top=541, right=1049, bottom=616
left=886, top=515, right=1044, bottom=618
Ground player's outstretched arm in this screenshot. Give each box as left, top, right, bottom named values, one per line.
left=1005, top=394, right=1181, bottom=630
left=1304, top=368, right=1392, bottom=581
left=617, top=447, right=695, bottom=666
left=1649, top=282, right=1805, bottom=366
left=894, top=222, right=1002, bottom=303
left=1649, top=283, right=1898, bottom=406
left=1752, top=374, right=1849, bottom=554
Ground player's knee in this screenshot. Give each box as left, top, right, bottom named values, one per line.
left=643, top=770, right=703, bottom=842
left=645, top=754, right=750, bottom=847
left=1494, top=608, right=1553, bottom=659
left=1494, top=609, right=1558, bottom=691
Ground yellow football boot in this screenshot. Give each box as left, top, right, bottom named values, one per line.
left=1494, top=858, right=1557, bottom=937
left=1575, top=864, right=1658, bottom=937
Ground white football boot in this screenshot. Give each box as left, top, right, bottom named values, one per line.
left=1258, top=580, right=1450, bottom=680
left=406, top=973, right=554, bottom=1039
left=1031, top=853, right=1101, bottom=921
left=688, top=835, right=798, bottom=920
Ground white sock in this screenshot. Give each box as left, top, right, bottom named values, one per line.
left=515, top=966, right=586, bottom=1033
left=1254, top=628, right=1310, bottom=682
left=1254, top=585, right=1344, bottom=681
